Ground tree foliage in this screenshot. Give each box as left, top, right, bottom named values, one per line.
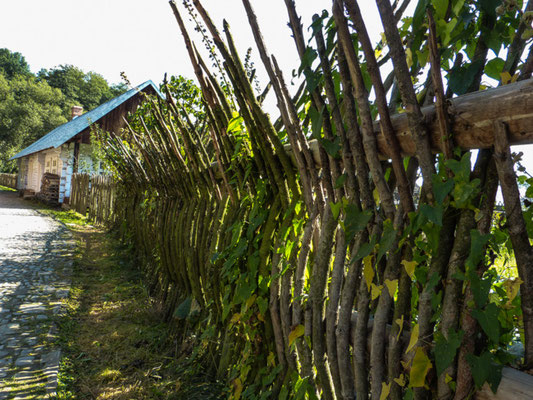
left=0, top=49, right=127, bottom=172
left=0, top=48, right=31, bottom=79
left=38, top=65, right=127, bottom=114
left=0, top=73, right=66, bottom=172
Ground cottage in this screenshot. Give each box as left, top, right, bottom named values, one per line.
left=10, top=80, right=162, bottom=204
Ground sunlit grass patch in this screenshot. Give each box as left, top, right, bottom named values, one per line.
left=98, top=368, right=122, bottom=382
left=40, top=208, right=90, bottom=228
left=0, top=184, right=16, bottom=191
left=55, top=218, right=223, bottom=399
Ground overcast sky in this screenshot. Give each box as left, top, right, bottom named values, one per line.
left=0, top=0, right=391, bottom=89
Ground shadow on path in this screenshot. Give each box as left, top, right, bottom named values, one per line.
left=0, top=190, right=74, bottom=399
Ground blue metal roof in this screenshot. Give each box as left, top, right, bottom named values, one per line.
left=11, top=80, right=163, bottom=160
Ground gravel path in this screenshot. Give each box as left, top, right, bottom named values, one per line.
left=0, top=190, right=74, bottom=399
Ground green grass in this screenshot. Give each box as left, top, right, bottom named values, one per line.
left=0, top=184, right=16, bottom=191
left=51, top=215, right=223, bottom=399
left=40, top=208, right=90, bottom=227
left=20, top=198, right=91, bottom=228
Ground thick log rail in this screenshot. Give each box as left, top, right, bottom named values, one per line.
left=282, top=79, right=533, bottom=166
left=378, top=78, right=533, bottom=157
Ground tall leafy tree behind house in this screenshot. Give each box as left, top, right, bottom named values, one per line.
left=0, top=73, right=67, bottom=172
left=0, top=48, right=32, bottom=79
left=37, top=65, right=127, bottom=115
left=0, top=49, right=128, bottom=172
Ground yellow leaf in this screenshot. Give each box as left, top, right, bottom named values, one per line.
left=445, top=373, right=453, bottom=384
left=394, top=374, right=406, bottom=387
left=363, top=255, right=375, bottom=291
left=230, top=313, right=241, bottom=324
left=501, top=71, right=512, bottom=85
left=504, top=278, right=523, bottom=306
left=371, top=283, right=383, bottom=300
left=267, top=352, right=276, bottom=367
left=380, top=382, right=391, bottom=400
left=401, top=260, right=417, bottom=279
left=375, top=47, right=383, bottom=60
left=406, top=48, right=413, bottom=69
left=409, top=347, right=432, bottom=388
left=511, top=73, right=519, bottom=83
left=385, top=279, right=398, bottom=297
left=373, top=187, right=380, bottom=204
left=257, top=312, right=265, bottom=322
left=233, top=378, right=243, bottom=400
left=288, top=324, right=305, bottom=347
left=245, top=294, right=257, bottom=310
left=405, top=323, right=419, bottom=354
left=395, top=315, right=404, bottom=341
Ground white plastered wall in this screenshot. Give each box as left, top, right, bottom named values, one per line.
left=17, top=157, right=29, bottom=190
left=59, top=144, right=74, bottom=203
left=27, top=153, right=45, bottom=193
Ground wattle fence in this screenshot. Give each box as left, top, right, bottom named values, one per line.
left=60, top=1, right=533, bottom=398
left=70, top=173, right=117, bottom=226
left=0, top=173, right=17, bottom=189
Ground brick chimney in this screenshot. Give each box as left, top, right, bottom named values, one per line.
left=71, top=106, right=83, bottom=120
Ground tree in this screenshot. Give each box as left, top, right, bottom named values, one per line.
left=0, top=73, right=66, bottom=172
left=38, top=65, right=127, bottom=115
left=0, top=48, right=31, bottom=79
left=0, top=49, right=128, bottom=173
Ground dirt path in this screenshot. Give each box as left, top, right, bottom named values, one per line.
left=0, top=190, right=74, bottom=399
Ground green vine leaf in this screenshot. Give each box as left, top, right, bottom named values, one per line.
left=432, top=175, right=454, bottom=205
left=466, top=351, right=503, bottom=392
left=472, top=303, right=501, bottom=343
left=434, top=329, right=464, bottom=377
left=329, top=201, right=342, bottom=220
left=344, top=204, right=373, bottom=241
left=433, top=0, right=449, bottom=19
left=420, top=204, right=444, bottom=226
left=174, top=297, right=192, bottom=319
left=377, top=220, right=397, bottom=262
left=484, top=58, right=505, bottom=80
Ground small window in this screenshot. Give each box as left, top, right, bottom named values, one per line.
left=52, top=160, right=57, bottom=167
